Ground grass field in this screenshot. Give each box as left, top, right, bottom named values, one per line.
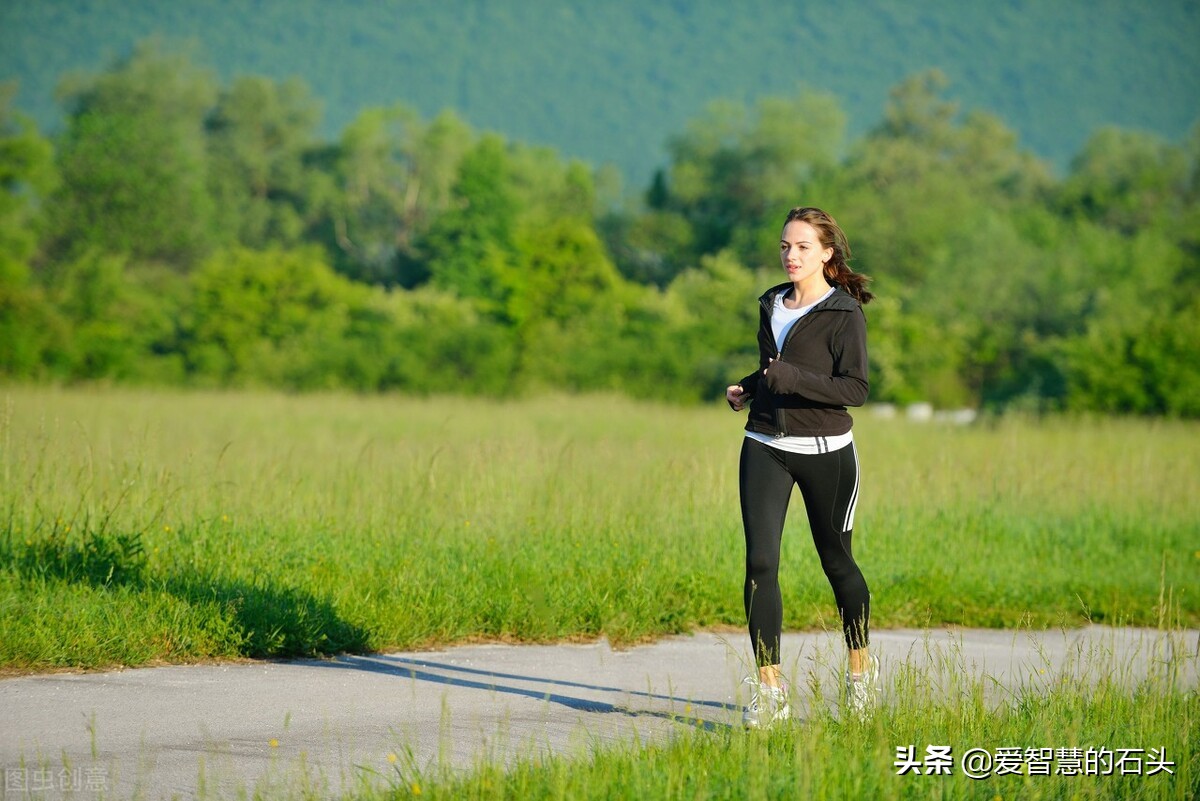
left=1, top=387, right=1197, bottom=799
left=1, top=386, right=1196, bottom=672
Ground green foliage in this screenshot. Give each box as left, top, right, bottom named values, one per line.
left=49, top=251, right=140, bottom=378
left=0, top=82, right=56, bottom=283
left=46, top=40, right=219, bottom=266
left=0, top=85, right=59, bottom=376
left=509, top=218, right=620, bottom=326
left=603, top=208, right=697, bottom=287
left=1061, top=291, right=1200, bottom=418
left=179, top=245, right=527, bottom=394
left=31, top=251, right=184, bottom=382
left=1058, top=127, right=1192, bottom=233
left=3, top=0, right=1197, bottom=186
left=0, top=40, right=1197, bottom=415
left=184, top=246, right=371, bottom=387
left=379, top=286, right=520, bottom=397
left=331, top=106, right=473, bottom=285
left=419, top=134, right=521, bottom=308
left=4, top=525, right=146, bottom=587
left=661, top=252, right=763, bottom=398
left=0, top=281, right=61, bottom=379
left=206, top=74, right=327, bottom=249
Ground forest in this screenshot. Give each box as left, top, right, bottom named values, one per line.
left=1, top=41, right=1198, bottom=415
left=4, top=0, right=1198, bottom=185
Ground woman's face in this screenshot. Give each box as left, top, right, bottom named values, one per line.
left=780, top=220, right=833, bottom=285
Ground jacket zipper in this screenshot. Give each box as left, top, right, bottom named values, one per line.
left=769, top=289, right=833, bottom=439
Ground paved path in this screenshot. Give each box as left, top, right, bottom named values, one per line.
left=2, top=626, right=1196, bottom=799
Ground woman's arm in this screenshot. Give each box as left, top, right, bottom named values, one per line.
left=762, top=309, right=869, bottom=407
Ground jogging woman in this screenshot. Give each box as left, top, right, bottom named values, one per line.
left=725, top=206, right=878, bottom=727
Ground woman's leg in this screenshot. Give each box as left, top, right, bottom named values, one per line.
left=790, top=443, right=870, bottom=654
left=738, top=438, right=796, bottom=680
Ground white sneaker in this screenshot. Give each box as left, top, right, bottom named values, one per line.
left=844, top=654, right=880, bottom=719
left=742, top=677, right=790, bottom=729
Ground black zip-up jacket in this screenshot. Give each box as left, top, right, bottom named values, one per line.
left=735, top=283, right=869, bottom=438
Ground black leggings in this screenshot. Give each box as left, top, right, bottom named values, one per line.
left=739, top=437, right=870, bottom=666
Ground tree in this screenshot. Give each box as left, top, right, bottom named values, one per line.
left=183, top=246, right=366, bottom=385
left=0, top=84, right=55, bottom=280
left=662, top=251, right=763, bottom=399
left=1058, top=127, right=1190, bottom=234
left=44, top=251, right=185, bottom=381
left=330, top=107, right=473, bottom=285
left=417, top=134, right=521, bottom=309
left=1057, top=225, right=1199, bottom=415
left=206, top=75, right=326, bottom=250
left=0, top=83, right=58, bottom=376
left=47, top=40, right=218, bottom=268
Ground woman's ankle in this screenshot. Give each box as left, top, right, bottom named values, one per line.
left=758, top=664, right=784, bottom=688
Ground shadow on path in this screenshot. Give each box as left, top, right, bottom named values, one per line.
left=312, top=653, right=735, bottom=733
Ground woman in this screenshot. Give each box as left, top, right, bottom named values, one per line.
left=725, top=206, right=877, bottom=727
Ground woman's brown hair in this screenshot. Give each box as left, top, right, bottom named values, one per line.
left=784, top=206, right=874, bottom=305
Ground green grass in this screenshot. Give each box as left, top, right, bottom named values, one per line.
left=1, top=386, right=1197, bottom=672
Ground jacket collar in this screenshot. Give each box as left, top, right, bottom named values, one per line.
left=759, top=282, right=859, bottom=312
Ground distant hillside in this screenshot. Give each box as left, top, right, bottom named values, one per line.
left=2, top=0, right=1197, bottom=186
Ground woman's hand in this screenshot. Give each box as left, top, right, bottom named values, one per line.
left=763, top=356, right=803, bottom=394
left=726, top=384, right=749, bottom=411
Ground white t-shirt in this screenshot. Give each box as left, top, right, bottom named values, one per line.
left=772, top=285, right=834, bottom=352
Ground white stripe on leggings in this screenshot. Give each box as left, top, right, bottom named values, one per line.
left=843, top=442, right=860, bottom=532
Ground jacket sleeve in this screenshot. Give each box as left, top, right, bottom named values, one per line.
left=763, top=308, right=869, bottom=407
left=732, top=360, right=763, bottom=408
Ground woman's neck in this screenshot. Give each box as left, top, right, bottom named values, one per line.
left=788, top=278, right=833, bottom=309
